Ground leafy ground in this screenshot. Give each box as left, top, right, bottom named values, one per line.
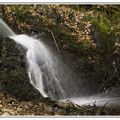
left=1, top=91, right=120, bottom=116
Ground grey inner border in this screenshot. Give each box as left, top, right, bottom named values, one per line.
left=0, top=2, right=119, bottom=4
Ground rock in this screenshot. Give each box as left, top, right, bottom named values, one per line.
left=44, top=113, right=49, bottom=115
left=56, top=101, right=75, bottom=109
left=0, top=104, right=3, bottom=108
left=0, top=36, right=42, bottom=101
left=16, top=107, right=22, bottom=111
left=2, top=112, right=11, bottom=116
left=7, top=99, right=17, bottom=105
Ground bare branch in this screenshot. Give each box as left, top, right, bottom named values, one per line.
left=50, top=30, right=60, bottom=54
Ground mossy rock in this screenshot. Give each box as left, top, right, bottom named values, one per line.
left=0, top=36, right=42, bottom=101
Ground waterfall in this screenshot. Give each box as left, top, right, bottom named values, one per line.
left=0, top=19, right=15, bottom=37
left=10, top=35, right=67, bottom=99
left=0, top=19, right=80, bottom=100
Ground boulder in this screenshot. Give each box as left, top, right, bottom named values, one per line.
left=0, top=35, right=42, bottom=101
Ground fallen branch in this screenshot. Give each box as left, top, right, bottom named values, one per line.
left=50, top=30, right=60, bottom=54
left=102, top=101, right=109, bottom=110
left=31, top=26, right=60, bottom=54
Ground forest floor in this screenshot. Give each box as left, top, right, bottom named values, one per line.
left=1, top=91, right=120, bottom=116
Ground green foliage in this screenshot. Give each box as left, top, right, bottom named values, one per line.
left=92, top=18, right=111, bottom=36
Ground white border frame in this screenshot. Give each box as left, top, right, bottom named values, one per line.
left=0, top=1, right=120, bottom=119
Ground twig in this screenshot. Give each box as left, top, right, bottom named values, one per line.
left=82, top=98, right=120, bottom=106
left=113, top=60, right=120, bottom=82
left=97, top=101, right=109, bottom=115
left=50, top=30, right=60, bottom=54
left=102, top=101, right=109, bottom=110
left=92, top=100, right=97, bottom=115
left=93, top=100, right=96, bottom=107
left=31, top=26, right=60, bottom=54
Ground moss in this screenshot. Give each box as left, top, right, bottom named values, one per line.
left=92, top=18, right=111, bottom=36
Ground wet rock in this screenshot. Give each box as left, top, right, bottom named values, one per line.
left=56, top=101, right=75, bottom=109
left=0, top=36, right=42, bottom=101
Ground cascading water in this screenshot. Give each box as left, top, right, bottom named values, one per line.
left=0, top=19, right=15, bottom=37
left=10, top=35, right=67, bottom=99
left=1, top=18, right=120, bottom=106
left=0, top=19, right=81, bottom=100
